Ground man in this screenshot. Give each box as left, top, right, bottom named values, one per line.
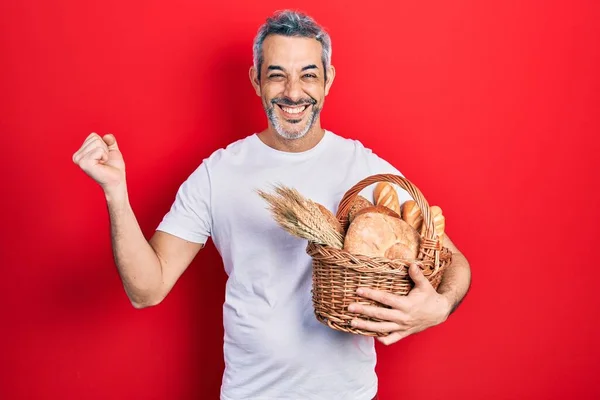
left=72, top=10, right=471, bottom=400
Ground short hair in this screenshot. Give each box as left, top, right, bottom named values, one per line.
left=252, top=10, right=332, bottom=80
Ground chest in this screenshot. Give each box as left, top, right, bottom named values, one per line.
left=209, top=156, right=372, bottom=248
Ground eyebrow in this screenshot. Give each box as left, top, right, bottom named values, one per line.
left=266, top=64, right=319, bottom=72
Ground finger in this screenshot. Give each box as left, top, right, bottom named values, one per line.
left=376, top=331, right=409, bottom=346
left=356, top=287, right=408, bottom=310
left=81, top=136, right=108, bottom=155
left=80, top=132, right=102, bottom=149
left=73, top=138, right=107, bottom=164
left=73, top=133, right=104, bottom=163
left=350, top=301, right=413, bottom=329
left=97, top=146, right=109, bottom=163
left=103, top=133, right=119, bottom=151
left=80, top=146, right=109, bottom=169
left=87, top=146, right=109, bottom=163
left=84, top=131, right=100, bottom=143
left=73, top=136, right=93, bottom=163
left=408, top=263, right=431, bottom=289
left=73, top=143, right=94, bottom=164
left=348, top=302, right=399, bottom=322
left=350, top=318, right=401, bottom=334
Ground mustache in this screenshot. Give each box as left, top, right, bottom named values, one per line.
left=271, top=97, right=317, bottom=107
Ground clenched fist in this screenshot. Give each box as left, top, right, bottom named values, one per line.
left=72, top=132, right=126, bottom=194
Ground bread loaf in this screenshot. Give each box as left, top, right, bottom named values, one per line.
left=347, top=195, right=374, bottom=222
left=373, top=182, right=401, bottom=215
left=316, top=203, right=344, bottom=236
left=354, top=205, right=400, bottom=220
left=343, top=208, right=420, bottom=260
left=420, top=205, right=445, bottom=246
left=401, top=200, right=423, bottom=231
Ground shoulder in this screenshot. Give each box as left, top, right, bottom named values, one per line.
left=328, top=130, right=405, bottom=177
left=186, top=134, right=256, bottom=175
left=326, top=130, right=375, bottom=155
left=326, top=130, right=392, bottom=164
left=204, top=134, right=255, bottom=167
left=181, top=134, right=256, bottom=185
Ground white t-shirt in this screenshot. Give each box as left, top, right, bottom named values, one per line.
left=156, top=130, right=412, bottom=400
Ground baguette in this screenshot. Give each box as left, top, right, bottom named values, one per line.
left=373, top=182, right=401, bottom=215
left=401, top=200, right=423, bottom=231
left=420, top=205, right=445, bottom=246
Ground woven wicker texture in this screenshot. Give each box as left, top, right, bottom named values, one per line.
left=306, top=174, right=452, bottom=337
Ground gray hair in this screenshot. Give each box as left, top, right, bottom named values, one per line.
left=252, top=10, right=332, bottom=80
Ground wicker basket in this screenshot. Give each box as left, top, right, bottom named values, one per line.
left=305, top=173, right=453, bottom=337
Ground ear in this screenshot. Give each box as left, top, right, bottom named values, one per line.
left=324, top=65, right=336, bottom=96
left=249, top=66, right=261, bottom=96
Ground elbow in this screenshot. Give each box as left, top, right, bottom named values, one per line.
left=130, top=299, right=157, bottom=309
left=128, top=291, right=165, bottom=309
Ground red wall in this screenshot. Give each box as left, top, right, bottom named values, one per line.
left=2, top=1, right=599, bottom=399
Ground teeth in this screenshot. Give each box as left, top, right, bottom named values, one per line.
left=282, top=105, right=307, bottom=114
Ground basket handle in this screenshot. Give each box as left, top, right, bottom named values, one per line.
left=335, top=173, right=437, bottom=243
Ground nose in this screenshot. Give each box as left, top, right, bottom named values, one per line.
left=283, top=76, right=303, bottom=102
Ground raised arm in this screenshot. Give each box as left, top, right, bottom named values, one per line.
left=73, top=133, right=203, bottom=308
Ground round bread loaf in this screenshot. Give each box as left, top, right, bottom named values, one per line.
left=347, top=195, right=374, bottom=222
left=354, top=205, right=400, bottom=220
left=343, top=208, right=421, bottom=260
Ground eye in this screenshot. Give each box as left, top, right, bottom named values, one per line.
left=268, top=74, right=285, bottom=79
left=303, top=73, right=317, bottom=79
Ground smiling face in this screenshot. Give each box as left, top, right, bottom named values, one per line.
left=250, top=35, right=335, bottom=140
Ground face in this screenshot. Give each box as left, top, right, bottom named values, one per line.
left=250, top=35, right=335, bottom=140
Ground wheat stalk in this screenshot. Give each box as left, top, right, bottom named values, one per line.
left=256, top=184, right=344, bottom=249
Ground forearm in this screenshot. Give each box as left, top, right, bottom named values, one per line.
left=105, top=186, right=164, bottom=307
left=437, top=250, right=471, bottom=316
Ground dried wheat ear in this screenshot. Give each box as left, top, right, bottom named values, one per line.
left=256, top=185, right=344, bottom=249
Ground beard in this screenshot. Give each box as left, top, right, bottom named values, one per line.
left=265, top=96, right=320, bottom=140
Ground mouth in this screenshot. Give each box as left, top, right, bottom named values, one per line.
left=276, top=103, right=311, bottom=120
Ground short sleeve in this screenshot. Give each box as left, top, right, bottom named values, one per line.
left=364, top=149, right=414, bottom=205
left=156, top=161, right=212, bottom=244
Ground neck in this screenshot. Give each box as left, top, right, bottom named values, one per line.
left=258, top=123, right=325, bottom=153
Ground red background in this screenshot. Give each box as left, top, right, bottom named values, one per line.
left=1, top=0, right=599, bottom=399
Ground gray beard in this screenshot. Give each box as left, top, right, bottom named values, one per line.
left=266, top=105, right=321, bottom=140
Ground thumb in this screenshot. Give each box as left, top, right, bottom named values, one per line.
left=103, top=134, right=119, bottom=151
left=408, top=263, right=431, bottom=289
